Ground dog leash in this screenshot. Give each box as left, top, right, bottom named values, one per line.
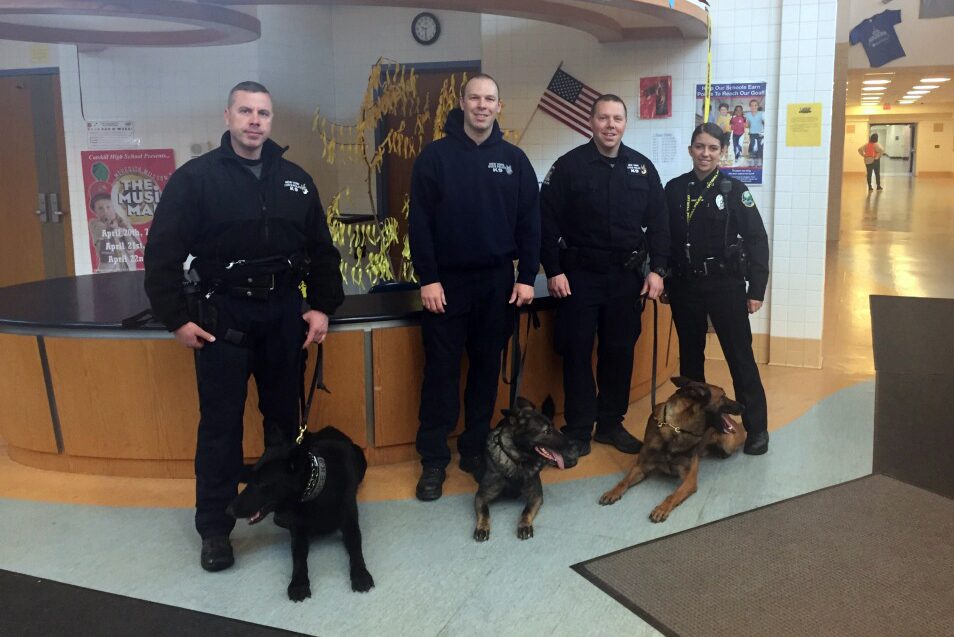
left=297, top=343, right=330, bottom=445
left=502, top=306, right=540, bottom=409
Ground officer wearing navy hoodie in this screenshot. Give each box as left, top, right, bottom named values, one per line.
left=409, top=74, right=541, bottom=501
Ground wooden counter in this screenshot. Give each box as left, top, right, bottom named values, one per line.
left=0, top=272, right=677, bottom=477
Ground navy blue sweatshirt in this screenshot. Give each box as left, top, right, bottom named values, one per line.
left=408, top=108, right=540, bottom=286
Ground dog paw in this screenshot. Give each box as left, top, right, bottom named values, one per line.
left=287, top=582, right=312, bottom=602
left=517, top=524, right=534, bottom=540
left=473, top=528, right=490, bottom=542
left=649, top=506, right=670, bottom=523
left=350, top=568, right=374, bottom=592
left=598, top=492, right=620, bottom=505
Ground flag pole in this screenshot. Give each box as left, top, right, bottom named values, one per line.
left=514, top=60, right=564, bottom=146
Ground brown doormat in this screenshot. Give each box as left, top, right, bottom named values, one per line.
left=573, top=474, right=954, bottom=637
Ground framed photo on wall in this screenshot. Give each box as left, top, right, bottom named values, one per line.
left=639, top=75, right=672, bottom=119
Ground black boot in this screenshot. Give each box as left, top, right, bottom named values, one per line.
left=415, top=466, right=446, bottom=501
left=200, top=536, right=234, bottom=572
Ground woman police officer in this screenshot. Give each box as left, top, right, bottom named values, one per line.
left=663, top=122, right=770, bottom=455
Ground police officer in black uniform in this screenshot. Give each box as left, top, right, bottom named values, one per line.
left=144, top=82, right=344, bottom=571
left=540, top=94, right=669, bottom=467
left=664, top=122, right=770, bottom=455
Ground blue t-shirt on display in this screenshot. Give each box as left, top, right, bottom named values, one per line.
left=849, top=9, right=906, bottom=68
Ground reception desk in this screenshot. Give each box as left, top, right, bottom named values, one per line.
left=0, top=272, right=678, bottom=477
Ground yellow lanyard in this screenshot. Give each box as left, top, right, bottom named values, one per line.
left=685, top=170, right=720, bottom=225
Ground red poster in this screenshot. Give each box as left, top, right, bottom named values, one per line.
left=639, top=75, right=672, bottom=119
left=81, top=149, right=175, bottom=273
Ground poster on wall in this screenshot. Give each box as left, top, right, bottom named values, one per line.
left=786, top=103, right=822, bottom=147
left=639, top=76, right=672, bottom=119
left=81, top=149, right=175, bottom=273
left=695, top=82, right=767, bottom=185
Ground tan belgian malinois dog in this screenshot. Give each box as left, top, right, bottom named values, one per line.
left=598, top=377, right=746, bottom=522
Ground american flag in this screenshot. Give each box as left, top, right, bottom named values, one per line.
left=537, top=67, right=601, bottom=138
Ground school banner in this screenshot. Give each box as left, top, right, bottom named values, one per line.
left=81, top=149, right=175, bottom=272
left=695, top=82, right=767, bottom=185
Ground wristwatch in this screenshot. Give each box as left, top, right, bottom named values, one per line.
left=650, top=266, right=670, bottom=279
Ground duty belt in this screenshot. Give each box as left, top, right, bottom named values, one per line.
left=676, top=257, right=734, bottom=279
left=562, top=245, right=647, bottom=271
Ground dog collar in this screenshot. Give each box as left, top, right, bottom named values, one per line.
left=300, top=453, right=327, bottom=502
left=656, top=404, right=702, bottom=437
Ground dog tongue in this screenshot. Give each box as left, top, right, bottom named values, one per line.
left=535, top=446, right=565, bottom=470
left=249, top=511, right=263, bottom=525
left=720, top=414, right=737, bottom=434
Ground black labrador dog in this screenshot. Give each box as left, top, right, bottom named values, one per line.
left=227, top=426, right=373, bottom=601
left=474, top=396, right=568, bottom=542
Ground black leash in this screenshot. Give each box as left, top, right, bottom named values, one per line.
left=297, top=342, right=330, bottom=445
left=503, top=305, right=540, bottom=408
left=639, top=295, right=660, bottom=408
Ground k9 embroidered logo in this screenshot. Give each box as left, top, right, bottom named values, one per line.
left=488, top=162, right=513, bottom=175
left=284, top=180, right=309, bottom=195
left=627, top=163, right=648, bottom=175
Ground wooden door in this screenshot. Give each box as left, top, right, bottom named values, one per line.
left=0, top=72, right=71, bottom=287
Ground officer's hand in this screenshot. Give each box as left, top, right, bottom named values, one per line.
left=421, top=282, right=446, bottom=314
left=509, top=283, right=535, bottom=307
left=747, top=299, right=763, bottom=314
left=302, top=310, right=330, bottom=348
left=641, top=272, right=664, bottom=300
left=547, top=274, right=571, bottom=298
left=174, top=322, right=215, bottom=349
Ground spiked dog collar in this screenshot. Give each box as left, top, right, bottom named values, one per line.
left=300, top=453, right=327, bottom=502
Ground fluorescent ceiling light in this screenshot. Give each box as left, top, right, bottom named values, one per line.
left=898, top=100, right=915, bottom=104
left=912, top=85, right=939, bottom=90
left=919, top=77, right=950, bottom=82
left=862, top=86, right=886, bottom=92
left=862, top=79, right=891, bottom=85
left=907, top=90, right=929, bottom=95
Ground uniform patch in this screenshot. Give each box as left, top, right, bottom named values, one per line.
left=488, top=162, right=513, bottom=175
left=741, top=190, right=755, bottom=208
left=627, top=163, right=648, bottom=175
left=715, top=194, right=725, bottom=210
left=543, top=165, right=555, bottom=186
left=284, top=180, right=309, bottom=195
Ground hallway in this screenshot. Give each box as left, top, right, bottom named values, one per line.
left=0, top=173, right=950, bottom=635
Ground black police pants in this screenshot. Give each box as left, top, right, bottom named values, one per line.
left=668, top=276, right=768, bottom=435
left=416, top=266, right=513, bottom=469
left=193, top=287, right=305, bottom=539
left=555, top=265, right=643, bottom=441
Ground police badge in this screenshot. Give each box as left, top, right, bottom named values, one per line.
left=741, top=190, right=756, bottom=208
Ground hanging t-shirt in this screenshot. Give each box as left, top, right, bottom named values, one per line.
left=849, top=10, right=906, bottom=68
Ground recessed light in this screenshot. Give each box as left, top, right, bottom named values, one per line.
left=862, top=86, right=886, bottom=92
left=919, top=77, right=950, bottom=82
left=862, top=79, right=891, bottom=85
left=912, top=85, right=939, bottom=90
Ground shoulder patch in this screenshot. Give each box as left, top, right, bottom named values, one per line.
left=741, top=190, right=756, bottom=208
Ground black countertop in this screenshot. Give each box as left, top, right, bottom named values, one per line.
left=0, top=272, right=554, bottom=335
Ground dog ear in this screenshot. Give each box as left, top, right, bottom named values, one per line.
left=238, top=463, right=255, bottom=484
left=688, top=385, right=712, bottom=403
left=254, top=443, right=294, bottom=469
left=671, top=376, right=692, bottom=388
left=541, top=395, right=556, bottom=420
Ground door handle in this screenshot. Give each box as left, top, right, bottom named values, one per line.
left=36, top=193, right=49, bottom=223
left=47, top=193, right=63, bottom=224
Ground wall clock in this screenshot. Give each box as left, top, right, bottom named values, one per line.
left=412, top=12, right=440, bottom=46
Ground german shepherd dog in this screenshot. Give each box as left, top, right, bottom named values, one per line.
left=474, top=397, right=568, bottom=542
left=598, top=377, right=746, bottom=522
left=226, top=426, right=373, bottom=601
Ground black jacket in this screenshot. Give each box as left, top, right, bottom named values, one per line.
left=664, top=169, right=769, bottom=301
left=144, top=132, right=344, bottom=331
left=539, top=140, right=669, bottom=277
left=408, top=108, right=540, bottom=286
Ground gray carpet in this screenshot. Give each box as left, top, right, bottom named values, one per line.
left=573, top=474, right=954, bottom=637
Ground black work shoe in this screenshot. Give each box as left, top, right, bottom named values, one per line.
left=593, top=426, right=643, bottom=454
left=562, top=439, right=591, bottom=469
left=200, top=536, right=234, bottom=572
left=415, top=466, right=446, bottom=501
left=458, top=454, right=485, bottom=483
left=744, top=430, right=769, bottom=455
